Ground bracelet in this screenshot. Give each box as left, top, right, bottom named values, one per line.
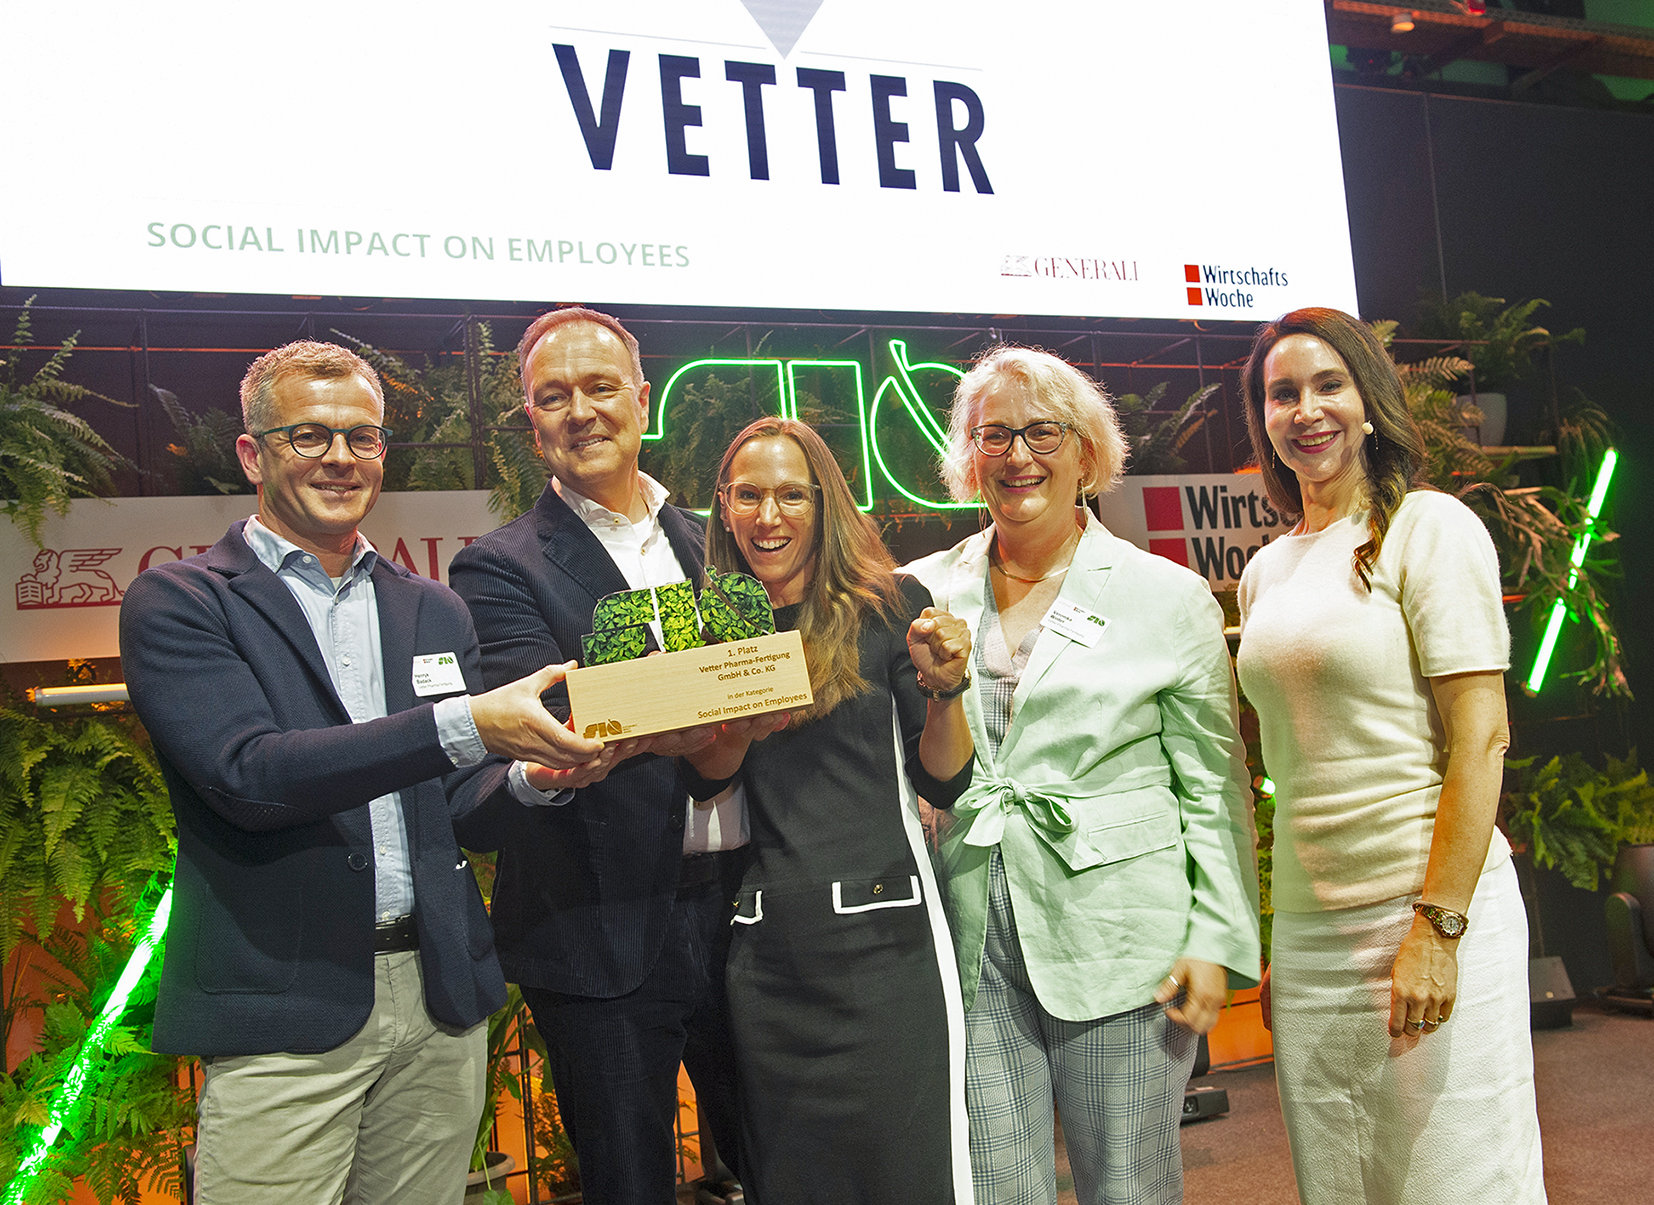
left=916, top=668, right=971, bottom=701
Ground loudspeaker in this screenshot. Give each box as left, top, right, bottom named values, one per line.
left=1181, top=1084, right=1230, bottom=1124
left=1529, top=955, right=1577, bottom=1030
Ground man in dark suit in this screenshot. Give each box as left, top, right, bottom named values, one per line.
left=120, top=341, right=607, bottom=1205
left=450, top=308, right=745, bottom=1205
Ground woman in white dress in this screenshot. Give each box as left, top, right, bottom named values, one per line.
left=1235, top=307, right=1546, bottom=1204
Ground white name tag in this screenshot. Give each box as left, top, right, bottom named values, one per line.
left=412, top=652, right=467, bottom=696
left=1041, top=599, right=1108, bottom=648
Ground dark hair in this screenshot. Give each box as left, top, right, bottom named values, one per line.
left=707, top=418, right=902, bottom=724
left=1241, top=307, right=1426, bottom=590
left=516, top=306, right=644, bottom=395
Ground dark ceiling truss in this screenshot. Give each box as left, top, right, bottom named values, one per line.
left=1326, top=1, right=1654, bottom=82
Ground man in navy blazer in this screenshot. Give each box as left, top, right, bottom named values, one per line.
left=450, top=308, right=745, bottom=1205
left=120, top=341, right=607, bottom=1205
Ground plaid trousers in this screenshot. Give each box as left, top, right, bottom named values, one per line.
left=964, top=852, right=1195, bottom=1205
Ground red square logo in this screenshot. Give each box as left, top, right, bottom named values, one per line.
left=1142, top=486, right=1184, bottom=532
left=1149, top=538, right=1190, bottom=567
left=1186, top=287, right=1203, bottom=306
left=1184, top=264, right=1200, bottom=283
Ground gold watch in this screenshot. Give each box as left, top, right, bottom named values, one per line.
left=1413, top=900, right=1469, bottom=939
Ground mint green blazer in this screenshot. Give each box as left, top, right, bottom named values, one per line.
left=906, top=516, right=1260, bottom=1021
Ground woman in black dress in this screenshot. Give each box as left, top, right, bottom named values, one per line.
left=684, top=417, right=975, bottom=1205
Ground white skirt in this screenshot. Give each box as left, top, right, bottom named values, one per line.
left=1271, top=858, right=1546, bottom=1205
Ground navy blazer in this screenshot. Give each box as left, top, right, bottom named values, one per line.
left=448, top=482, right=706, bottom=998
left=120, top=521, right=509, bottom=1057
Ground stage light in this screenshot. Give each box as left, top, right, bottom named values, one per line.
left=1391, top=12, right=1416, bottom=33
left=1523, top=448, right=1618, bottom=696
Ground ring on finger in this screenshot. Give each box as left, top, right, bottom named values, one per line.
left=1164, top=973, right=1181, bottom=990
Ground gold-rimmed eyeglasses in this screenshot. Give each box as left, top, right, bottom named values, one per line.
left=719, top=481, right=820, bottom=517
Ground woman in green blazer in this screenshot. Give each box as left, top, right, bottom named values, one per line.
left=905, top=345, right=1260, bottom=1205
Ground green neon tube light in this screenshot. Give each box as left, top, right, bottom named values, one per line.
left=648, top=358, right=788, bottom=443
left=869, top=341, right=976, bottom=511
left=785, top=360, right=874, bottom=511
left=4, top=886, right=173, bottom=1205
left=1522, top=447, right=1617, bottom=696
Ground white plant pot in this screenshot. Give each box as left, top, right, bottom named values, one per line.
left=464, top=1150, right=516, bottom=1198
left=1455, top=391, right=1507, bottom=447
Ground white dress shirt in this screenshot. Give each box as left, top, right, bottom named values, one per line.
left=554, top=474, right=748, bottom=853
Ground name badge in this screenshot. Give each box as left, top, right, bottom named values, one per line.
left=1041, top=599, right=1107, bottom=648
left=412, top=652, right=467, bottom=696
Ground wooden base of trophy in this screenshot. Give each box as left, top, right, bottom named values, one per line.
left=565, top=630, right=813, bottom=741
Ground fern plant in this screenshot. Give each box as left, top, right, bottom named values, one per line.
left=151, top=385, right=251, bottom=496
left=1411, top=292, right=1582, bottom=393
left=1118, top=381, right=1220, bottom=476
left=1374, top=320, right=1627, bottom=697
left=0, top=696, right=187, bottom=1204
left=3, top=889, right=196, bottom=1205
left=0, top=299, right=131, bottom=546
left=0, top=702, right=176, bottom=979
left=1503, top=751, right=1654, bottom=891
left=332, top=321, right=527, bottom=498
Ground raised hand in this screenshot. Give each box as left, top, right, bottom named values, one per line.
left=908, top=607, right=972, bottom=695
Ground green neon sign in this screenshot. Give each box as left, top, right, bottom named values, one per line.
left=1523, top=447, right=1617, bottom=696
left=649, top=340, right=976, bottom=513
left=4, top=887, right=173, bottom=1204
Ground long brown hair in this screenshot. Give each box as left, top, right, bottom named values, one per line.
left=707, top=418, right=902, bottom=723
left=1241, top=308, right=1426, bottom=590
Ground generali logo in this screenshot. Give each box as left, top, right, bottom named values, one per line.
left=16, top=549, right=125, bottom=610
left=1140, top=481, right=1283, bottom=583
left=1000, top=255, right=1139, bottom=282
left=12, top=535, right=484, bottom=612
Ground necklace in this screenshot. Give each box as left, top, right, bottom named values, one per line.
left=990, top=526, right=1080, bottom=584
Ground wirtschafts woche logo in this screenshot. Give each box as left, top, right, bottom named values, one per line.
left=1183, top=262, right=1289, bottom=310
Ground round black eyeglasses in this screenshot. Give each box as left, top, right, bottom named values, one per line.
left=255, top=423, right=394, bottom=460
left=968, top=421, right=1071, bottom=456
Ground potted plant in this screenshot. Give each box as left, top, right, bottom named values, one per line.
left=1411, top=292, right=1583, bottom=446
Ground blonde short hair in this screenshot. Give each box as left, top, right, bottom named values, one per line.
left=939, top=345, right=1127, bottom=503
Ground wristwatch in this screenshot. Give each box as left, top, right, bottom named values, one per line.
left=1413, top=900, right=1469, bottom=939
left=916, top=668, right=972, bottom=701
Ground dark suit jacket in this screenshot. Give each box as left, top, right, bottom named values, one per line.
left=120, top=521, right=508, bottom=1057
left=448, top=482, right=706, bottom=998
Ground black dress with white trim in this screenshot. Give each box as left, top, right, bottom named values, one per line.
left=698, top=576, right=973, bottom=1205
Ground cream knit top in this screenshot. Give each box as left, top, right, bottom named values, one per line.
left=1236, top=490, right=1511, bottom=912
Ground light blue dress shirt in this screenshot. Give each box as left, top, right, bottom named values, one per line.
left=244, top=517, right=483, bottom=922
